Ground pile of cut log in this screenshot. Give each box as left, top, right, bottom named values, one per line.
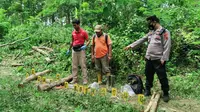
left=18, top=69, right=52, bottom=87
left=32, top=46, right=54, bottom=63
left=18, top=69, right=73, bottom=91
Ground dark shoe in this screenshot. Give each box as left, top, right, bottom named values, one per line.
left=163, top=95, right=170, bottom=102
left=144, top=89, right=151, bottom=96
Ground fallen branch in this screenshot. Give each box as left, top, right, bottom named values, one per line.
left=144, top=92, right=156, bottom=112
left=37, top=75, right=73, bottom=91
left=45, top=57, right=54, bottom=63
left=18, top=69, right=51, bottom=88
left=38, top=46, right=54, bottom=52
left=32, top=46, right=49, bottom=56
left=0, top=37, right=30, bottom=47
left=150, top=93, right=161, bottom=112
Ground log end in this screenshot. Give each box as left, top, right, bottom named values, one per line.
left=37, top=84, right=50, bottom=91
left=37, top=85, right=43, bottom=91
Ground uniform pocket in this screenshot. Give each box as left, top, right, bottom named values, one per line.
left=155, top=34, right=162, bottom=43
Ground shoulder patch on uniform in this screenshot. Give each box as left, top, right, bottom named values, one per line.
left=163, top=32, right=169, bottom=40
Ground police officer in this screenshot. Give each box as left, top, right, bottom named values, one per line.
left=124, top=15, right=171, bottom=102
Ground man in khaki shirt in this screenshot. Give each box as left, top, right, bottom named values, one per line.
left=125, top=15, right=171, bottom=102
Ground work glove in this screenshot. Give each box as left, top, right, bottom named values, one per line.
left=80, top=45, right=87, bottom=50
left=66, top=50, right=70, bottom=55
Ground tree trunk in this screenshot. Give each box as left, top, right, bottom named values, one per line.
left=52, top=14, right=55, bottom=23
left=66, top=9, right=70, bottom=24
left=20, top=0, right=24, bottom=24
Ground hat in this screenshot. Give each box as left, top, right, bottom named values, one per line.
left=94, top=25, right=102, bottom=32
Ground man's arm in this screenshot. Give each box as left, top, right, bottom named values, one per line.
left=161, top=30, right=171, bottom=62
left=67, top=35, right=73, bottom=50
left=124, top=34, right=149, bottom=50
left=91, top=37, right=95, bottom=62
left=106, top=35, right=112, bottom=60
left=85, top=38, right=90, bottom=47
left=66, top=35, right=73, bottom=55
left=80, top=31, right=90, bottom=50
left=108, top=44, right=112, bottom=59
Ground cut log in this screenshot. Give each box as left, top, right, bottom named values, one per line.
left=144, top=92, right=156, bottom=112
left=18, top=69, right=51, bottom=88
left=32, top=46, right=49, bottom=56
left=37, top=75, right=73, bottom=91
left=38, top=46, right=54, bottom=52
left=45, top=57, right=54, bottom=63
left=160, top=107, right=178, bottom=112
left=0, top=37, right=30, bottom=47
left=150, top=93, right=161, bottom=112
left=11, top=63, right=24, bottom=67
left=35, top=78, right=54, bottom=86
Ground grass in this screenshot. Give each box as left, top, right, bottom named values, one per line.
left=0, top=76, right=139, bottom=112
left=0, top=55, right=139, bottom=112
left=0, top=36, right=200, bottom=112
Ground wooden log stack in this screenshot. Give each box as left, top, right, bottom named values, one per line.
left=37, top=75, right=73, bottom=91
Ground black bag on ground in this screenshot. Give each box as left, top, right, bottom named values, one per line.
left=127, top=74, right=144, bottom=94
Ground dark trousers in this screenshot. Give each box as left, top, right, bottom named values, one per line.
left=145, top=59, right=169, bottom=94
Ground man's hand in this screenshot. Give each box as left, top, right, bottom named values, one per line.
left=108, top=55, right=112, bottom=63
left=161, top=60, right=165, bottom=65
left=80, top=45, right=87, bottom=50
left=66, top=50, right=70, bottom=55
left=124, top=46, right=131, bottom=50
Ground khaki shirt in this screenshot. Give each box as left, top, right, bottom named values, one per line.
left=129, top=26, right=171, bottom=61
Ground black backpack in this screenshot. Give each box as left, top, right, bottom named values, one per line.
left=127, top=74, right=144, bottom=94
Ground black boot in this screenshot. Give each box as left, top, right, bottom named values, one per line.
left=144, top=89, right=151, bottom=96
left=163, top=91, right=170, bottom=102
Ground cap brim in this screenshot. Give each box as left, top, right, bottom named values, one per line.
left=94, top=30, right=101, bottom=32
